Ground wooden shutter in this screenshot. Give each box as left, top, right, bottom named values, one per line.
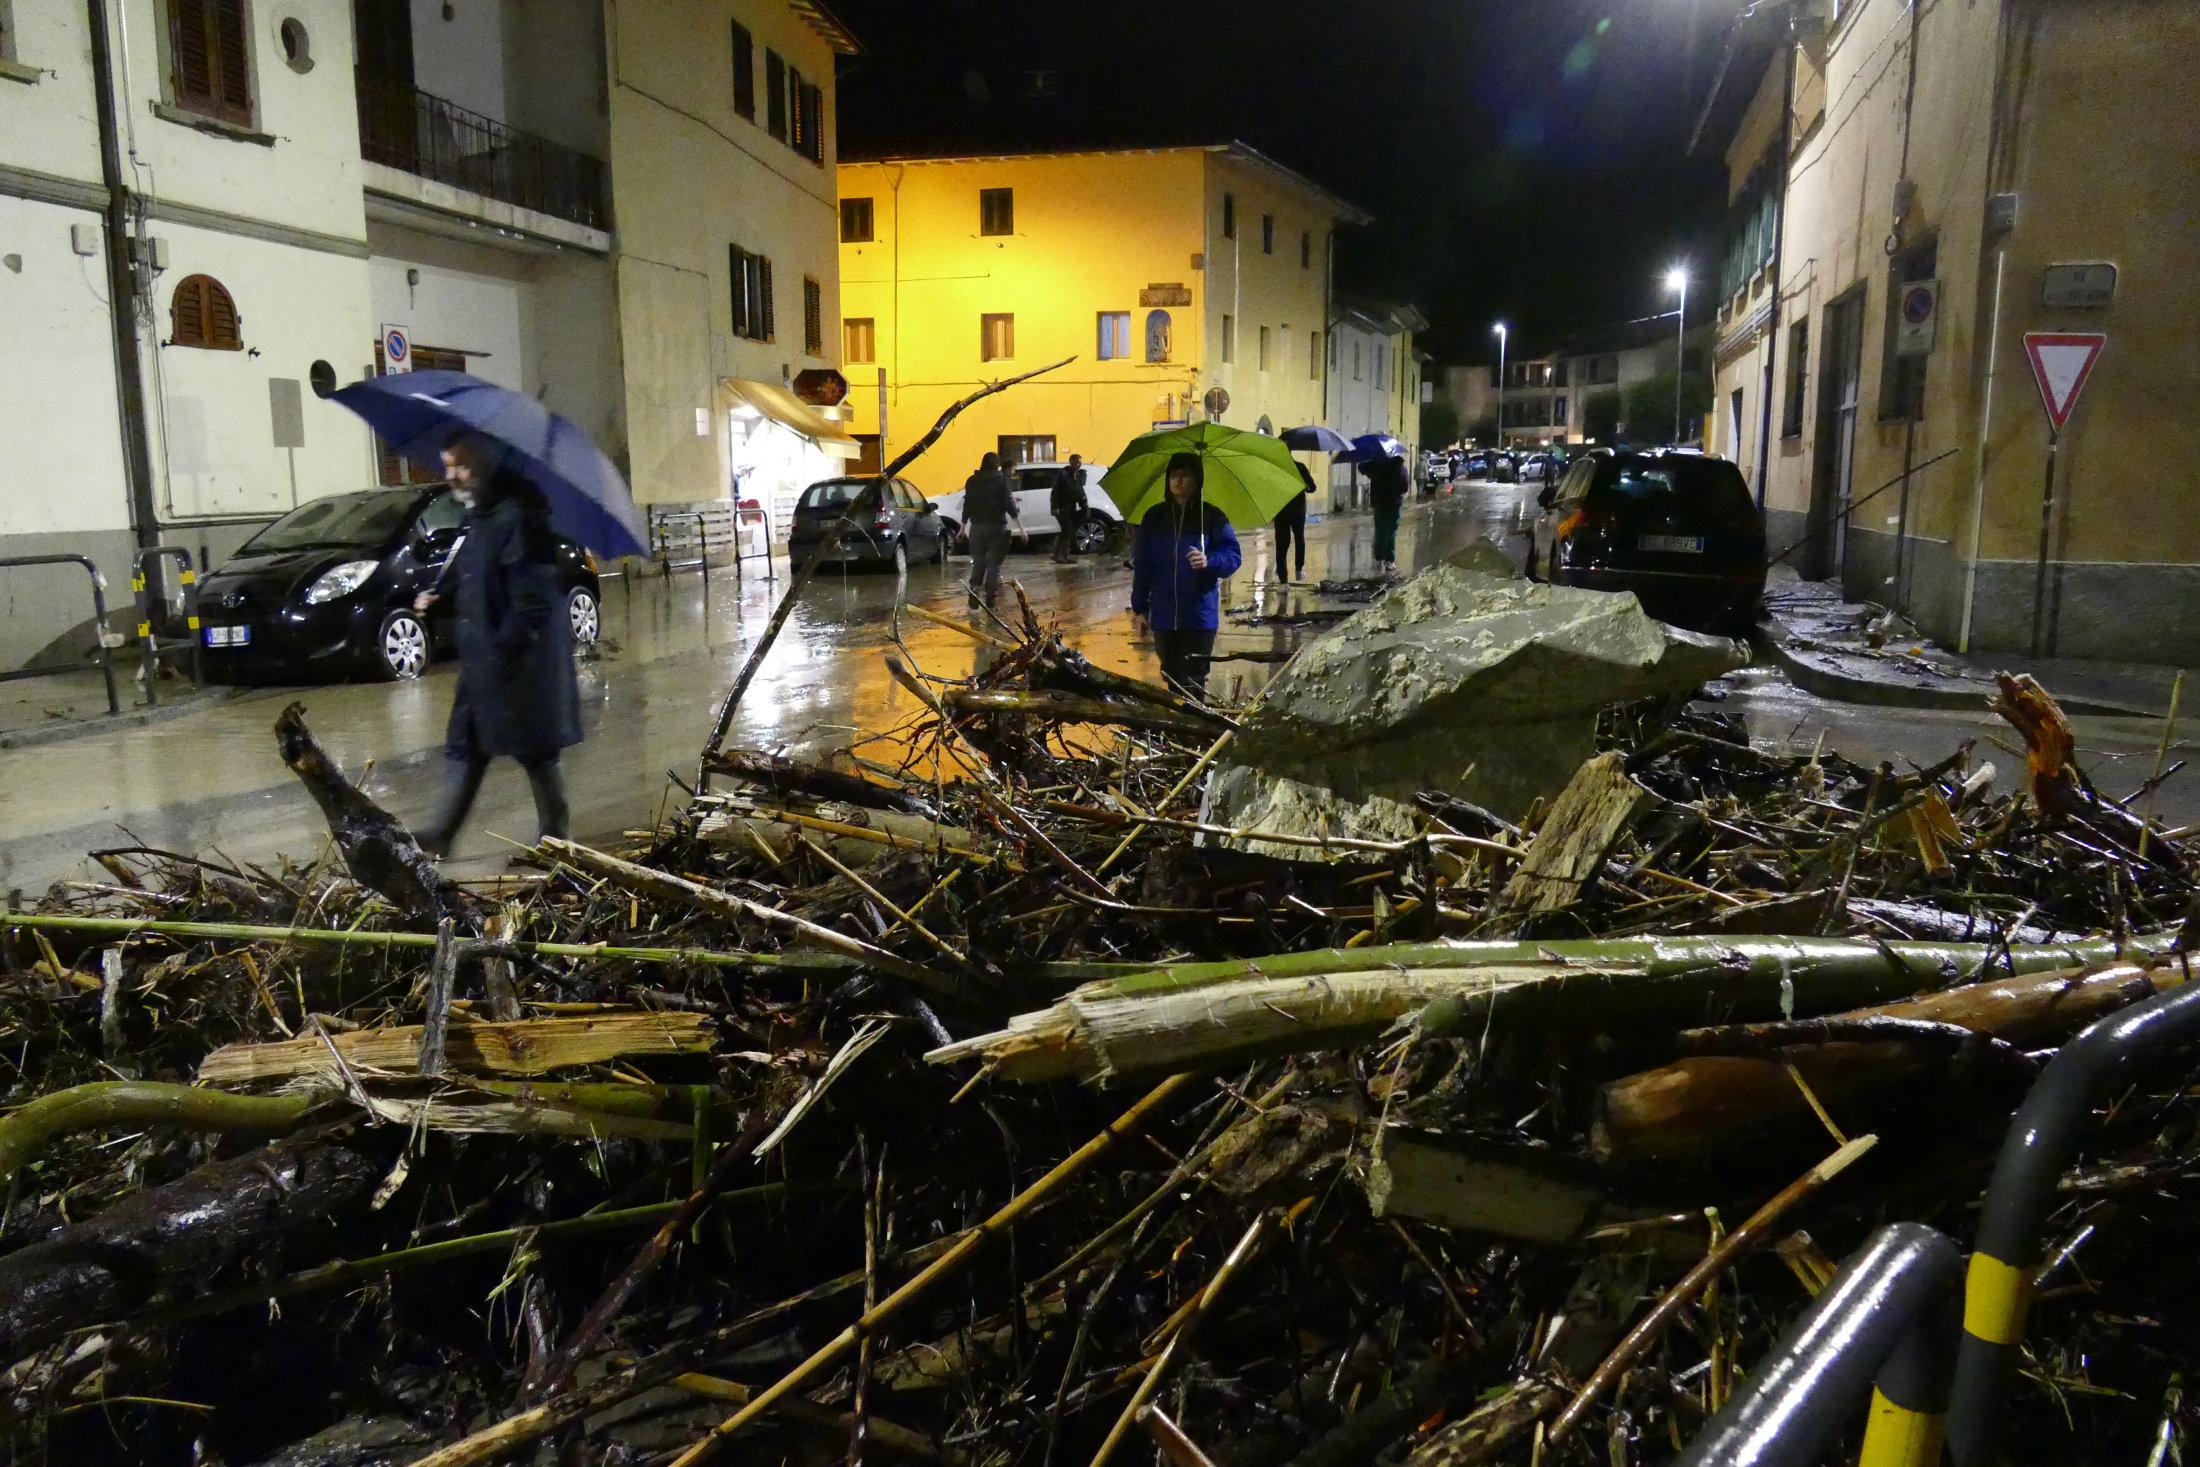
left=205, top=278, right=241, bottom=347
left=731, top=21, right=754, bottom=118
left=212, top=0, right=251, bottom=121
left=765, top=51, right=786, bottom=140
left=729, top=245, right=748, bottom=338
left=172, top=276, right=207, bottom=345
left=759, top=257, right=775, bottom=341
left=171, top=0, right=218, bottom=112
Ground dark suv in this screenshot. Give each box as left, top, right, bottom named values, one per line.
left=1525, top=449, right=1767, bottom=633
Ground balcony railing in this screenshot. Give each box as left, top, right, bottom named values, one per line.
left=357, top=73, right=609, bottom=234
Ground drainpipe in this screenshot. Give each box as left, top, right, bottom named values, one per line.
left=1752, top=21, right=1796, bottom=510
left=1956, top=248, right=2006, bottom=652
left=87, top=0, right=161, bottom=554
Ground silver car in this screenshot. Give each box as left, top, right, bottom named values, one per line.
left=930, top=461, right=1122, bottom=553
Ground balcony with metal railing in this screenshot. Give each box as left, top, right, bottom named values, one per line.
left=355, top=72, right=609, bottom=237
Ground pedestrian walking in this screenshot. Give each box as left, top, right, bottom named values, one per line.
left=1272, top=460, right=1314, bottom=582
left=1049, top=453, right=1089, bottom=563
left=962, top=452, right=1024, bottom=608
left=1366, top=452, right=1408, bottom=577
left=1129, top=451, right=1241, bottom=698
left=413, top=436, right=583, bottom=856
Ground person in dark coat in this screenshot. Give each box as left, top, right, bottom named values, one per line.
left=413, top=436, right=583, bottom=856
left=1049, top=453, right=1090, bottom=563
left=1271, top=460, right=1314, bottom=582
left=1364, top=452, right=1409, bottom=577
left=961, top=452, right=1024, bottom=608
left=1129, top=451, right=1242, bottom=698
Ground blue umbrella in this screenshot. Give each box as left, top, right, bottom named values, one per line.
left=330, top=370, right=649, bottom=559
left=1337, top=432, right=1406, bottom=463
left=1280, top=424, right=1353, bottom=453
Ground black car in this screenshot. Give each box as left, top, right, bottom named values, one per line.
left=198, top=486, right=602, bottom=682
left=786, top=476, right=948, bottom=571
left=1525, top=449, right=1767, bottom=634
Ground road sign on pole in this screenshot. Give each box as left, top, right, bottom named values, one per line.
left=2021, top=331, right=2104, bottom=429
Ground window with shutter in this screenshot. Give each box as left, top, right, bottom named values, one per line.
left=169, top=0, right=254, bottom=127
left=765, top=50, right=786, bottom=140
left=730, top=21, right=754, bottom=119
left=171, top=274, right=243, bottom=350
left=372, top=340, right=464, bottom=484
left=758, top=257, right=775, bottom=341
left=803, top=277, right=822, bottom=355
left=787, top=65, right=806, bottom=153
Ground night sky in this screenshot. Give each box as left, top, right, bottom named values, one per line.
left=826, top=0, right=1737, bottom=366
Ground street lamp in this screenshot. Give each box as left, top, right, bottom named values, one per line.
left=1492, top=321, right=1508, bottom=447
left=1664, top=266, right=1688, bottom=445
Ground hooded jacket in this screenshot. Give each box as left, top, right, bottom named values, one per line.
left=1130, top=495, right=1241, bottom=632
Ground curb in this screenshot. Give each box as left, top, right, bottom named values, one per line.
left=0, top=686, right=239, bottom=751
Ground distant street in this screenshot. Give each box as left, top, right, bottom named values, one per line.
left=4, top=483, right=2192, bottom=897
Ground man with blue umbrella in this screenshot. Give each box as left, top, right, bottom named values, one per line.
left=410, top=436, right=582, bottom=855
left=330, top=370, right=645, bottom=855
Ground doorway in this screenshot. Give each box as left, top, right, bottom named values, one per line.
left=1806, top=288, right=1866, bottom=581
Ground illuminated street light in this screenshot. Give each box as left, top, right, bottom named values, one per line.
left=1664, top=266, right=1688, bottom=444
left=1492, top=321, right=1508, bottom=447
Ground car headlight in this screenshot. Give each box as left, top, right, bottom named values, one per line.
left=304, top=560, right=380, bottom=604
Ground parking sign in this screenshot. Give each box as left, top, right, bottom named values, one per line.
left=383, top=326, right=411, bottom=373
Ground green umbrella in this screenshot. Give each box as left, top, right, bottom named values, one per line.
left=1100, top=422, right=1307, bottom=529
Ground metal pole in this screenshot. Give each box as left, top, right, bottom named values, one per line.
left=2028, top=429, right=2058, bottom=656
left=1895, top=412, right=1917, bottom=611
left=1673, top=278, right=1688, bottom=445
left=1495, top=328, right=1507, bottom=449
left=1958, top=248, right=2008, bottom=652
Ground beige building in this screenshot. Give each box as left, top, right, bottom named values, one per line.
left=1707, top=0, right=2200, bottom=660
left=1327, top=298, right=1426, bottom=507
left=0, top=0, right=854, bottom=673
left=835, top=144, right=1369, bottom=501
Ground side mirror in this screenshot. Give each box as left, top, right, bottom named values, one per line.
left=917, top=501, right=937, bottom=514
left=1537, top=486, right=1559, bottom=511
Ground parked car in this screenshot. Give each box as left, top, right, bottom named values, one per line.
left=1524, top=448, right=1767, bottom=633
left=197, top=485, right=601, bottom=683
left=1463, top=451, right=1517, bottom=484
left=1517, top=453, right=1563, bottom=485
left=929, top=461, right=1122, bottom=553
left=786, top=476, right=948, bottom=572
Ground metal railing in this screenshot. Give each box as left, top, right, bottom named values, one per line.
left=355, top=71, right=609, bottom=233
left=0, top=556, right=120, bottom=717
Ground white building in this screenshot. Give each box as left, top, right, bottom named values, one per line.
left=1324, top=298, right=1425, bottom=509
left=0, top=0, right=857, bottom=674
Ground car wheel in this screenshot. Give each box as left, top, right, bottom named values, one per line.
left=567, top=586, right=601, bottom=646
left=934, top=528, right=950, bottom=565
left=1072, top=517, right=1109, bottom=555
left=375, top=609, right=430, bottom=681
left=890, top=539, right=909, bottom=578
left=942, top=518, right=965, bottom=554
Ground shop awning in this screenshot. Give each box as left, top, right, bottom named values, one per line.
left=722, top=378, right=861, bottom=456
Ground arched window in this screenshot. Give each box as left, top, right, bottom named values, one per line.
left=171, top=274, right=242, bottom=350
left=1144, top=309, right=1172, bottom=364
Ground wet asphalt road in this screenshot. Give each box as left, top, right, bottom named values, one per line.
left=3, top=481, right=2192, bottom=895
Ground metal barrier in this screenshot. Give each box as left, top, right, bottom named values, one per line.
left=734, top=498, right=777, bottom=582
left=1676, top=1223, right=1962, bottom=1467
left=649, top=504, right=745, bottom=586
left=131, top=546, right=201, bottom=707
left=0, top=555, right=121, bottom=717
left=1946, top=971, right=2200, bottom=1462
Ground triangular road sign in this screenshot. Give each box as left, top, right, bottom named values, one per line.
left=2022, top=332, right=2105, bottom=430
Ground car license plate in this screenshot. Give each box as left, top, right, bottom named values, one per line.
left=203, top=625, right=251, bottom=647
left=1639, top=534, right=1705, bottom=554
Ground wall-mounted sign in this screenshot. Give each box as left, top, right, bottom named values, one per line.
left=1202, top=386, right=1230, bottom=419
left=792, top=368, right=849, bottom=406
left=2042, top=262, right=2117, bottom=308
left=1895, top=280, right=1938, bottom=357
left=1140, top=284, right=1193, bottom=307
left=381, top=325, right=411, bottom=372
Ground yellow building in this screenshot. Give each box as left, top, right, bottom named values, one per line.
left=1708, top=0, right=2200, bottom=660
left=835, top=143, right=1371, bottom=498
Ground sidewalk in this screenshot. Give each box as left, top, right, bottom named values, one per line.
left=1757, top=572, right=2186, bottom=720
left=0, top=663, right=232, bottom=749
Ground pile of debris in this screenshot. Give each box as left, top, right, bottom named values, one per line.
left=3, top=575, right=2197, bottom=1466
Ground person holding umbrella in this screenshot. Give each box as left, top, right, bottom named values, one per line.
left=1273, top=461, right=1315, bottom=582
left=411, top=435, right=582, bottom=854
left=1127, top=452, right=1241, bottom=697
left=328, top=369, right=648, bottom=855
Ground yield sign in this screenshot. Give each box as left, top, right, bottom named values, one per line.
left=2022, top=331, right=2105, bottom=430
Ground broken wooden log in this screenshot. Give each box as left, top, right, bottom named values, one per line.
left=1360, top=1128, right=1606, bottom=1243
left=942, top=686, right=1220, bottom=738
left=1593, top=959, right=2179, bottom=1165
left=701, top=747, right=937, bottom=815
left=928, top=930, right=2184, bottom=1083
left=1498, top=751, right=1643, bottom=914
left=275, top=701, right=476, bottom=929
left=0, top=1133, right=386, bottom=1359
left=198, top=1010, right=712, bottom=1084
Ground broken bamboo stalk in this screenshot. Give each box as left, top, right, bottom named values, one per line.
left=199, top=1010, right=712, bottom=1084
left=0, top=1081, right=317, bottom=1187
left=665, top=1072, right=1203, bottom=1466
left=928, top=931, right=2186, bottom=1083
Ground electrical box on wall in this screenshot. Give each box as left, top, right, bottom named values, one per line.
left=69, top=223, right=100, bottom=256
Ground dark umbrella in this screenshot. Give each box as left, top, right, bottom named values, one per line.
left=330, top=370, right=649, bottom=559
left=1280, top=424, right=1353, bottom=453
left=1337, top=432, right=1407, bottom=463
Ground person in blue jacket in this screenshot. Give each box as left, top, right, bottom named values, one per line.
left=1129, top=450, right=1241, bottom=698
